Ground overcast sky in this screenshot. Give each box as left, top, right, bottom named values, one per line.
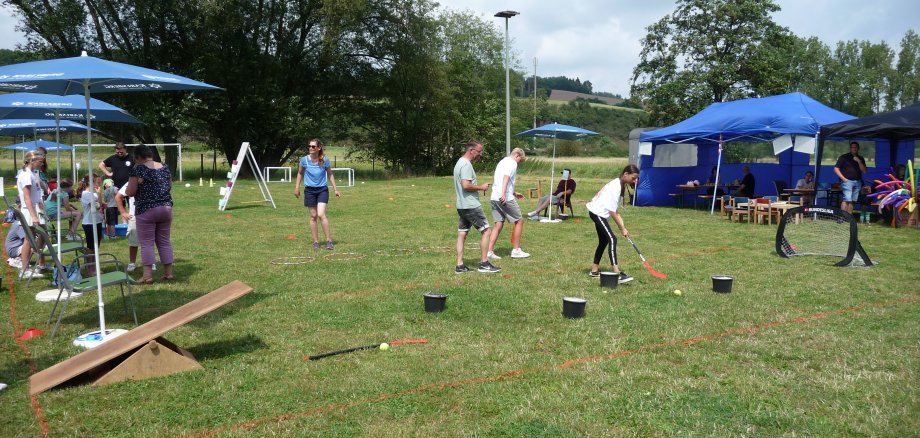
left=3, top=1, right=918, bottom=97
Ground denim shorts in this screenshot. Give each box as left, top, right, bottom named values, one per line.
left=457, top=207, right=489, bottom=233
left=840, top=179, right=861, bottom=202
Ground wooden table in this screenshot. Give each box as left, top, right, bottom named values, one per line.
left=783, top=188, right=841, bottom=206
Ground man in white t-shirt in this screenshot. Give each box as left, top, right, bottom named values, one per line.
left=487, top=148, right=529, bottom=259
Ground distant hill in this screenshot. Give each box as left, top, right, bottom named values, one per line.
left=548, top=90, right=624, bottom=106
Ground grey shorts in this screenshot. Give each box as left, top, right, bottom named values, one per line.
left=126, top=218, right=139, bottom=247
left=491, top=199, right=522, bottom=223
left=457, top=207, right=490, bottom=233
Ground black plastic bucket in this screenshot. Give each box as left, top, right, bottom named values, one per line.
left=423, top=293, right=447, bottom=312
left=712, top=275, right=734, bottom=293
left=562, top=297, right=586, bottom=318
left=600, top=271, right=619, bottom=288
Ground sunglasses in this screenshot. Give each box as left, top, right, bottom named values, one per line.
left=309, top=145, right=320, bottom=149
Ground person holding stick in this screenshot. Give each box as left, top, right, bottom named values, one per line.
left=453, top=140, right=499, bottom=273
left=586, top=164, right=639, bottom=284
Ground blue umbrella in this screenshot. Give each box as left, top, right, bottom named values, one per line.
left=0, top=118, right=95, bottom=135
left=517, top=123, right=599, bottom=221
left=516, top=122, right=599, bottom=140
left=0, top=51, right=221, bottom=343
left=0, top=93, right=143, bottom=124
left=3, top=139, right=74, bottom=151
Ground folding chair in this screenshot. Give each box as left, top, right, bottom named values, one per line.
left=774, top=180, right=789, bottom=200
left=5, top=203, right=85, bottom=288
left=31, top=225, right=138, bottom=339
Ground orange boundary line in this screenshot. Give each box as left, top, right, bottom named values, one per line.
left=185, top=294, right=919, bottom=437
left=3, top=227, right=51, bottom=438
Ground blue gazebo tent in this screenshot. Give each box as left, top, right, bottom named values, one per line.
left=636, top=92, right=858, bottom=207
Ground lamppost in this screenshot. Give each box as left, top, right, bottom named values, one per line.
left=495, top=10, right=519, bottom=157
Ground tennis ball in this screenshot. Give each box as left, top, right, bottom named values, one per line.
left=379, top=343, right=390, bottom=351
left=673, top=289, right=682, bottom=296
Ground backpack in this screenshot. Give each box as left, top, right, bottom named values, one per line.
left=52, top=260, right=83, bottom=287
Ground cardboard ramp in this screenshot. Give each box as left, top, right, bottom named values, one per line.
left=30, top=280, right=253, bottom=395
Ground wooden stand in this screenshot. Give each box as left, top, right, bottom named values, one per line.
left=30, top=281, right=252, bottom=395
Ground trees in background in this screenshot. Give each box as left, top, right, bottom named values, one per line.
left=631, top=0, right=920, bottom=125
left=5, top=0, right=511, bottom=174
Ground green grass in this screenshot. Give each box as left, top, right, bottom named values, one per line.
left=1, top=173, right=919, bottom=436
left=547, top=99, right=645, bottom=113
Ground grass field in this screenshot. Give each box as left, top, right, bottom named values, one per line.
left=2, top=167, right=919, bottom=436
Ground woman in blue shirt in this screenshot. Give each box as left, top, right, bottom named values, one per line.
left=294, top=139, right=340, bottom=250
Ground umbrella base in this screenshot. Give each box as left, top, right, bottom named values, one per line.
left=74, top=328, right=129, bottom=349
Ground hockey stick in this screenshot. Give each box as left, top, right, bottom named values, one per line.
left=626, top=235, right=668, bottom=279
left=305, top=339, right=428, bottom=361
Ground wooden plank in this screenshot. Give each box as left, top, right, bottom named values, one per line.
left=30, top=280, right=253, bottom=395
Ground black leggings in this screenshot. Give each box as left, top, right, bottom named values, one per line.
left=589, top=211, right=618, bottom=266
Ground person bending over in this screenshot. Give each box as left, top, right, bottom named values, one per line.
left=586, top=165, right=639, bottom=284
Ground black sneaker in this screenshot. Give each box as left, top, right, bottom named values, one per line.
left=617, top=272, right=634, bottom=284
left=478, top=262, right=501, bottom=273
left=455, top=264, right=471, bottom=274
left=588, top=271, right=600, bottom=277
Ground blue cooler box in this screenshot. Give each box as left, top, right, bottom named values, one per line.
left=114, top=223, right=128, bottom=237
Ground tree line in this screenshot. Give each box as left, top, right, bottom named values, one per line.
left=4, top=0, right=520, bottom=175
left=630, top=0, right=920, bottom=126
left=4, top=0, right=918, bottom=173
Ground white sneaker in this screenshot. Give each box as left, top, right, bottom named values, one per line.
left=7, top=258, right=22, bottom=269
left=510, top=248, right=531, bottom=258
left=66, top=232, right=81, bottom=241
left=487, top=251, right=501, bottom=260
left=152, top=263, right=157, bottom=271
left=126, top=263, right=136, bottom=272
left=19, top=270, right=43, bottom=279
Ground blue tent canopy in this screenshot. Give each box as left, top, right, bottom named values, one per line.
left=640, top=92, right=855, bottom=144
left=635, top=93, right=860, bottom=208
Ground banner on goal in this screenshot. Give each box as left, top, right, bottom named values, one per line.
left=775, top=205, right=875, bottom=267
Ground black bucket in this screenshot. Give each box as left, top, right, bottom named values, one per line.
left=600, top=271, right=619, bottom=288
left=712, top=275, right=734, bottom=293
left=423, top=293, right=447, bottom=312
left=562, top=297, right=586, bottom=319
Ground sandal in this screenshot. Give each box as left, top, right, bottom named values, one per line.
left=162, top=275, right=175, bottom=281
left=136, top=277, right=154, bottom=284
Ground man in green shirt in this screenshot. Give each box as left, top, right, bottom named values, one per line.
left=453, top=140, right=500, bottom=273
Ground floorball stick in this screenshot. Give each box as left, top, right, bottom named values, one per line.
left=626, top=235, right=668, bottom=279
left=305, top=339, right=428, bottom=361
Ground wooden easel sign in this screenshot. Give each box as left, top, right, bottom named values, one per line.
left=218, top=142, right=276, bottom=211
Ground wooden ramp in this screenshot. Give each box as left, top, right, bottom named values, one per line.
left=30, top=281, right=253, bottom=395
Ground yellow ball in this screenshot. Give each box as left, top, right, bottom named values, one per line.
left=379, top=342, right=390, bottom=351
left=673, top=289, right=682, bottom=296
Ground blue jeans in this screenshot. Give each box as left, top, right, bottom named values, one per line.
left=840, top=179, right=861, bottom=202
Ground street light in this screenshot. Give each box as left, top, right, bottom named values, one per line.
left=495, top=10, right=519, bottom=157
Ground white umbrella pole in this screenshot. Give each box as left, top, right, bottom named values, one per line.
left=710, top=140, right=724, bottom=215
left=54, top=110, right=63, bottom=260
left=85, top=84, right=106, bottom=338
left=548, top=136, right=556, bottom=221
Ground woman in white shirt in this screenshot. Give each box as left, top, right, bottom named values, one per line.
left=15, top=151, right=47, bottom=278
left=585, top=164, right=639, bottom=284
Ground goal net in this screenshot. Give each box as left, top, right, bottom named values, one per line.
left=775, top=206, right=875, bottom=267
